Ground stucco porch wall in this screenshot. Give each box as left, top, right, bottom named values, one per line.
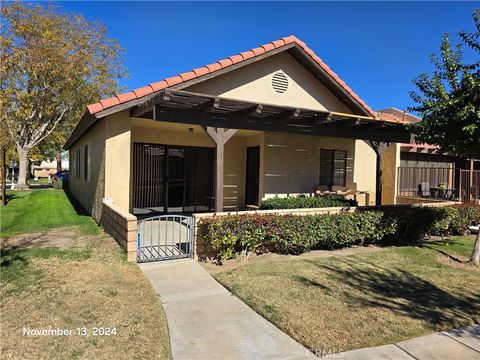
left=396, top=196, right=461, bottom=206
left=100, top=200, right=137, bottom=262
left=261, top=132, right=376, bottom=204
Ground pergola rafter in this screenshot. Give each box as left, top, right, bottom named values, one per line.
left=131, top=89, right=411, bottom=143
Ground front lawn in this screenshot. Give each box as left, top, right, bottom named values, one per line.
left=1, top=189, right=100, bottom=238
left=1, top=189, right=171, bottom=359
left=214, top=235, right=480, bottom=353
left=1, top=233, right=172, bottom=359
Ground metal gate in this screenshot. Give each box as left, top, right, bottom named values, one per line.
left=137, top=215, right=194, bottom=262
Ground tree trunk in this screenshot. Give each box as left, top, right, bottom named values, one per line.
left=1, top=149, right=6, bottom=205
left=16, top=145, right=29, bottom=189
left=470, top=227, right=480, bottom=265
left=56, top=153, right=62, bottom=172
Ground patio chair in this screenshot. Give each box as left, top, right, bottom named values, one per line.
left=315, top=186, right=335, bottom=197
left=419, top=182, right=431, bottom=197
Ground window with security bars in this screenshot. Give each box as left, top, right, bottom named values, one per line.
left=76, top=149, right=81, bottom=179
left=84, top=144, right=89, bottom=181
left=319, top=149, right=347, bottom=187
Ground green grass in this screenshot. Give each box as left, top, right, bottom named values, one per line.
left=423, top=235, right=476, bottom=257
left=1, top=246, right=94, bottom=294
left=1, top=189, right=172, bottom=358
left=1, top=237, right=172, bottom=359
left=215, top=236, right=480, bottom=352
left=0, top=189, right=100, bottom=237
left=29, top=178, right=52, bottom=185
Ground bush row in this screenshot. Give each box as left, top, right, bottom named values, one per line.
left=199, top=204, right=480, bottom=260
left=258, top=195, right=357, bottom=210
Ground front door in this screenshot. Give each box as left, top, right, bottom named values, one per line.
left=245, top=146, right=260, bottom=206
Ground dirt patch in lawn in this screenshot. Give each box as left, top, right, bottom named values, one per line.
left=436, top=254, right=480, bottom=270
left=1, top=228, right=97, bottom=250
left=1, top=234, right=172, bottom=360
left=201, top=245, right=387, bottom=274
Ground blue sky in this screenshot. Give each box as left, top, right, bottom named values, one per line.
left=59, top=1, right=478, bottom=111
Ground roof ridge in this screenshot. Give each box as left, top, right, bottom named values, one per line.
left=86, top=35, right=375, bottom=117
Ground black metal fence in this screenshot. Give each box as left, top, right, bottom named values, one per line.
left=397, top=167, right=480, bottom=203
left=397, top=167, right=458, bottom=199
left=459, top=169, right=480, bottom=203
left=137, top=215, right=194, bottom=262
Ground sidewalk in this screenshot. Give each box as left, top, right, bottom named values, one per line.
left=140, top=259, right=312, bottom=360
left=141, top=258, right=479, bottom=360
left=340, top=325, right=480, bottom=360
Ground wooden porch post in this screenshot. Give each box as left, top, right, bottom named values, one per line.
left=204, top=127, right=237, bottom=212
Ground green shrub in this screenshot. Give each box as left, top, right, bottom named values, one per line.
left=450, top=203, right=480, bottom=234
left=199, top=204, right=480, bottom=260
left=259, top=195, right=357, bottom=210
left=379, top=204, right=480, bottom=242
left=200, top=211, right=392, bottom=259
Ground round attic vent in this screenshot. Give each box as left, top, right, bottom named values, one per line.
left=271, top=72, right=288, bottom=93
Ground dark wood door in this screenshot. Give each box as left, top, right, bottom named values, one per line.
left=245, top=146, right=260, bottom=206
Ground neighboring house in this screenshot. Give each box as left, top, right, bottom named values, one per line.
left=31, top=152, right=69, bottom=178
left=64, top=36, right=410, bottom=226
left=377, top=108, right=479, bottom=202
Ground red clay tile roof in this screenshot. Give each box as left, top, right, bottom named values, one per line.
left=376, top=108, right=421, bottom=124
left=85, top=35, right=377, bottom=118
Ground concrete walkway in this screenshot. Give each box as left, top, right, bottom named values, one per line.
left=340, top=325, right=480, bottom=360
left=140, top=259, right=311, bottom=360
left=141, top=259, right=480, bottom=360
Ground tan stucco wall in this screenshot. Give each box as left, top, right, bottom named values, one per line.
left=186, top=52, right=353, bottom=113
left=130, top=119, right=248, bottom=211
left=381, top=143, right=401, bottom=205
left=353, top=140, right=377, bottom=205
left=104, top=111, right=131, bottom=213
left=68, top=120, right=106, bottom=221
left=70, top=114, right=380, bottom=215
left=262, top=132, right=361, bottom=198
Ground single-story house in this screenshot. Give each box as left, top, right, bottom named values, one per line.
left=31, top=152, right=69, bottom=178
left=64, top=36, right=411, bottom=261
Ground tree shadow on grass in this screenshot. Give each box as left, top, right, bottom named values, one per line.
left=2, top=192, right=19, bottom=205
left=0, top=247, right=28, bottom=268
left=302, top=258, right=480, bottom=329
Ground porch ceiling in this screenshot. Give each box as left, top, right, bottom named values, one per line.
left=132, top=90, right=412, bottom=143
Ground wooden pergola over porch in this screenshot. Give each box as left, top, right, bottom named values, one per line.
left=131, top=89, right=412, bottom=211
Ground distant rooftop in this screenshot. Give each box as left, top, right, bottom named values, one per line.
left=376, top=107, right=421, bottom=124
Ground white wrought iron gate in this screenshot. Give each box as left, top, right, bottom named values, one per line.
left=137, top=215, right=194, bottom=262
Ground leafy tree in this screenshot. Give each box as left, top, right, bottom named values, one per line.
left=409, top=10, right=480, bottom=264
left=1, top=3, right=127, bottom=188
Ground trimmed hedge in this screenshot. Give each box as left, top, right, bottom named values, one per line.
left=199, top=204, right=480, bottom=260
left=259, top=195, right=357, bottom=210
